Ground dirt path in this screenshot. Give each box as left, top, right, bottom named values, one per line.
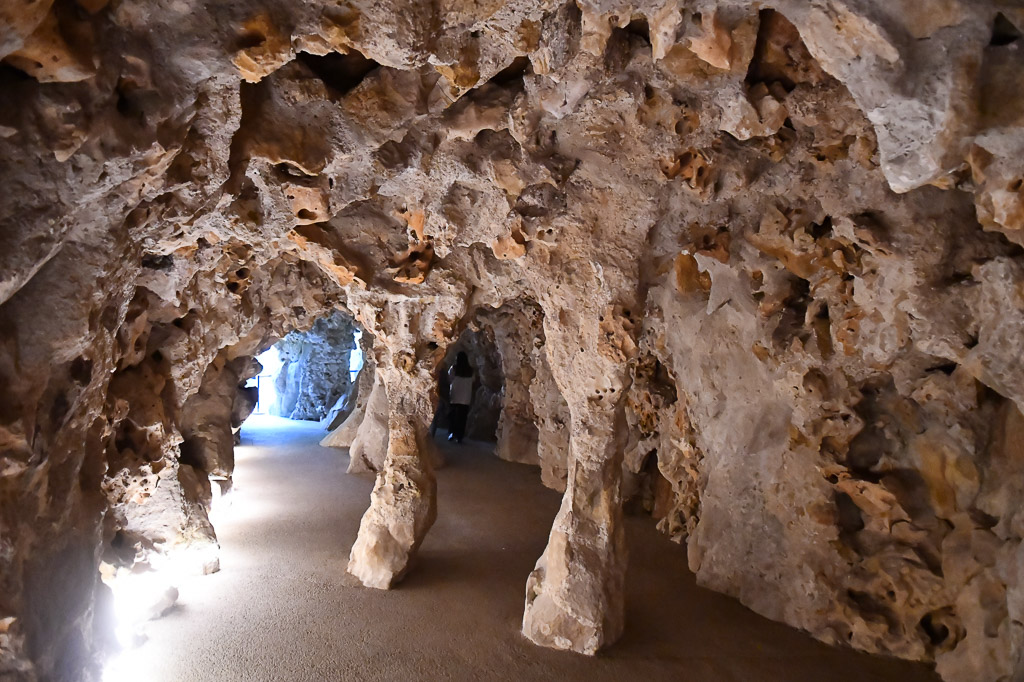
left=110, top=415, right=940, bottom=682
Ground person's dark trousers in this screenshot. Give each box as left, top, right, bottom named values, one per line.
left=449, top=404, right=470, bottom=442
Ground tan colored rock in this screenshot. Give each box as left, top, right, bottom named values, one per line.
left=0, top=0, right=54, bottom=59
left=1, top=1, right=1024, bottom=680
left=687, top=10, right=732, bottom=70
left=3, top=9, right=95, bottom=83
left=345, top=371, right=390, bottom=473
left=232, top=14, right=293, bottom=83
left=345, top=362, right=437, bottom=588
left=345, top=289, right=464, bottom=588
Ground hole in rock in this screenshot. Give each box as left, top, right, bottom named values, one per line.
left=0, top=62, right=33, bottom=85
left=275, top=162, right=314, bottom=179
left=489, top=55, right=531, bottom=85
left=624, top=17, right=651, bottom=46
left=234, top=30, right=267, bottom=50
left=141, top=254, right=174, bottom=270
left=920, top=609, right=959, bottom=650
left=746, top=9, right=825, bottom=92
left=69, top=356, right=93, bottom=384
left=115, top=79, right=146, bottom=123
left=808, top=215, right=832, bottom=239
left=297, top=49, right=380, bottom=97
left=835, top=491, right=865, bottom=537
left=991, top=13, right=1022, bottom=46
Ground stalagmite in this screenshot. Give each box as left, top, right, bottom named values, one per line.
left=344, top=372, right=390, bottom=474
left=522, top=296, right=639, bottom=653
left=345, top=295, right=463, bottom=589
left=522, top=402, right=629, bottom=654
left=345, top=360, right=439, bottom=589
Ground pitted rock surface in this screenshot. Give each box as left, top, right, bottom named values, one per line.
left=1, top=2, right=1023, bottom=681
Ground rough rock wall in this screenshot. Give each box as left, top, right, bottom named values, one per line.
left=486, top=301, right=571, bottom=490
left=345, top=370, right=391, bottom=474
left=323, top=329, right=372, bottom=430
left=180, top=354, right=260, bottom=478
left=325, top=365, right=375, bottom=447
left=0, top=240, right=348, bottom=680
left=271, top=310, right=357, bottom=421
left=1, top=0, right=1024, bottom=680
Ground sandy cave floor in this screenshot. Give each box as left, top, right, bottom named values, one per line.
left=109, top=415, right=942, bottom=682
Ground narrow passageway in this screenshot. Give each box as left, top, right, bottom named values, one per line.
left=114, top=416, right=940, bottom=682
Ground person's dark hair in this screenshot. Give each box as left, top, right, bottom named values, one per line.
left=453, top=351, right=473, bottom=377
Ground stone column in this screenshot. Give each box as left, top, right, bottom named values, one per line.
left=521, top=304, right=635, bottom=654
left=489, top=304, right=542, bottom=466
left=344, top=371, right=390, bottom=473
left=522, top=397, right=628, bottom=654
left=346, top=358, right=438, bottom=589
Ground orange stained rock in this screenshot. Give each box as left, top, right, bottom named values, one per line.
left=491, top=233, right=526, bottom=260
left=285, top=184, right=330, bottom=225
left=397, top=208, right=427, bottom=242
left=4, top=10, right=94, bottom=83
left=286, top=229, right=359, bottom=287
left=687, top=10, right=732, bottom=70
left=674, top=252, right=711, bottom=294
left=232, top=14, right=292, bottom=83
left=387, top=242, right=434, bottom=285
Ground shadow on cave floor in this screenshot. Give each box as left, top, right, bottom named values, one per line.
left=118, top=415, right=940, bottom=682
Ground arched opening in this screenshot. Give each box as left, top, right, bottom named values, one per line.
left=98, top=304, right=368, bottom=678
left=262, top=310, right=360, bottom=422
left=430, top=326, right=503, bottom=444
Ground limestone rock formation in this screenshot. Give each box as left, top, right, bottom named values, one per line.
left=181, top=355, right=260, bottom=477
left=344, top=370, right=391, bottom=474
left=271, top=310, right=357, bottom=421
left=487, top=301, right=571, bottom=490
left=322, top=332, right=376, bottom=441
left=1, top=1, right=1023, bottom=680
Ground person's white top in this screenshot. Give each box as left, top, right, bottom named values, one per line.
left=450, top=375, right=473, bottom=405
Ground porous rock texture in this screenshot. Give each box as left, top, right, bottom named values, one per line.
left=271, top=309, right=357, bottom=421
left=322, top=329, right=370, bottom=430
left=1, top=1, right=1023, bottom=680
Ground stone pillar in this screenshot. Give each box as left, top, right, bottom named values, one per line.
left=489, top=304, right=542, bottom=465
left=345, top=372, right=390, bottom=473
left=344, top=288, right=465, bottom=588
left=522, top=399, right=628, bottom=654
left=486, top=301, right=570, bottom=488
left=346, top=356, right=439, bottom=589
left=521, top=302, right=636, bottom=654
left=320, top=340, right=378, bottom=452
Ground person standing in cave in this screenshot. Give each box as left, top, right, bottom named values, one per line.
left=447, top=352, right=474, bottom=443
